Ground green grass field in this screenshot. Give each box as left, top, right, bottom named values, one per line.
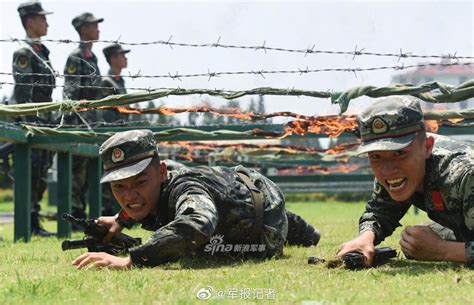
left=0, top=200, right=472, bottom=305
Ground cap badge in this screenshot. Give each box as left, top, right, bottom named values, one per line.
left=111, top=148, right=125, bottom=163
left=372, top=117, right=388, bottom=134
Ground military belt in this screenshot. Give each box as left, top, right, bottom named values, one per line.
left=236, top=171, right=264, bottom=242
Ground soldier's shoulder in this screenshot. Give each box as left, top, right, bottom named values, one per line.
left=13, top=46, right=32, bottom=57
left=66, top=47, right=83, bottom=60
left=13, top=47, right=34, bottom=71
left=100, top=76, right=115, bottom=86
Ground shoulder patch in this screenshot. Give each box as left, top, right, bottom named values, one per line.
left=16, top=56, right=30, bottom=69
left=67, top=63, right=77, bottom=74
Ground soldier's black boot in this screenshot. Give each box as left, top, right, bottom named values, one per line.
left=31, top=212, right=55, bottom=237
left=286, top=210, right=320, bottom=247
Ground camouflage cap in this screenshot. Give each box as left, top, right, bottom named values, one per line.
left=357, top=96, right=425, bottom=155
left=72, top=12, right=104, bottom=30
left=103, top=44, right=130, bottom=60
left=99, top=129, right=158, bottom=183
left=18, top=1, right=52, bottom=18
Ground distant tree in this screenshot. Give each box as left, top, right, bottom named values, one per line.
left=188, top=111, right=199, bottom=126
left=225, top=100, right=241, bottom=124
left=247, top=98, right=257, bottom=113
left=257, top=95, right=265, bottom=113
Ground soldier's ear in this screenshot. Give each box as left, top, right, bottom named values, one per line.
left=424, top=135, right=434, bottom=158
left=159, top=162, right=167, bottom=183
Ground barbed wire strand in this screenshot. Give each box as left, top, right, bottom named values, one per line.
left=1, top=61, right=473, bottom=81
left=1, top=37, right=472, bottom=60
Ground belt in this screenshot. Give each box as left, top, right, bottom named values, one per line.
left=237, top=171, right=264, bottom=241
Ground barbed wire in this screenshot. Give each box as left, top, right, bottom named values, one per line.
left=1, top=37, right=472, bottom=61
left=2, top=61, right=473, bottom=83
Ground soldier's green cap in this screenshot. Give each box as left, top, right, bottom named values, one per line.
left=99, top=129, right=158, bottom=183
left=103, top=44, right=130, bottom=60
left=18, top=1, right=52, bottom=18
left=72, top=12, right=104, bottom=30
left=357, top=96, right=425, bottom=155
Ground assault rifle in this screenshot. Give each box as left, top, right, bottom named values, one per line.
left=61, top=213, right=141, bottom=255
left=308, top=247, right=398, bottom=270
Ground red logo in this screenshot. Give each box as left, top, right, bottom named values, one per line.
left=432, top=191, right=445, bottom=212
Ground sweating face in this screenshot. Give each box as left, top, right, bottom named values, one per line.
left=368, top=134, right=434, bottom=202
left=110, top=161, right=166, bottom=220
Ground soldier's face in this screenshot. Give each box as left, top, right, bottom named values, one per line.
left=110, top=160, right=167, bottom=220
left=81, top=22, right=100, bottom=41
left=28, top=15, right=48, bottom=37
left=368, top=133, right=434, bottom=202
left=111, top=53, right=128, bottom=69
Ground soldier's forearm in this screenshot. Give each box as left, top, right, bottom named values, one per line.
left=441, top=241, right=472, bottom=264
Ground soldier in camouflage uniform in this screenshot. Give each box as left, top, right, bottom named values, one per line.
left=72, top=129, right=320, bottom=269
left=99, top=44, right=131, bottom=215
left=63, top=12, right=104, bottom=221
left=13, top=1, right=55, bottom=236
left=100, top=44, right=129, bottom=107
left=337, top=96, right=474, bottom=266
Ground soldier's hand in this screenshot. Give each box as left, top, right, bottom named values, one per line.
left=337, top=231, right=376, bottom=267
left=72, top=252, right=132, bottom=270
left=96, top=216, right=123, bottom=243
left=400, top=225, right=446, bottom=261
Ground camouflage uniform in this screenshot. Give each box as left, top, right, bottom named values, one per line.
left=63, top=42, right=102, bottom=122
left=63, top=13, right=104, bottom=219
left=100, top=130, right=320, bottom=267
left=356, top=96, right=474, bottom=265
left=13, top=2, right=55, bottom=235
left=99, top=69, right=127, bottom=123
left=99, top=44, right=131, bottom=215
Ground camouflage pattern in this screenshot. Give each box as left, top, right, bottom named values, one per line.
left=63, top=41, right=103, bottom=217
left=12, top=38, right=55, bottom=217
left=99, top=70, right=128, bottom=122
left=99, top=129, right=319, bottom=267
left=127, top=161, right=288, bottom=267
left=12, top=40, right=55, bottom=123
left=63, top=42, right=102, bottom=123
left=17, top=1, right=52, bottom=17
left=71, top=12, right=103, bottom=31
left=99, top=129, right=158, bottom=183
left=357, top=96, right=425, bottom=155
left=359, top=134, right=474, bottom=264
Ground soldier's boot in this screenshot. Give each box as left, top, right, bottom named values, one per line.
left=31, top=212, right=55, bottom=237
left=285, top=210, right=320, bottom=247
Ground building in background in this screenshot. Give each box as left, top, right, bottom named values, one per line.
left=392, top=59, right=474, bottom=110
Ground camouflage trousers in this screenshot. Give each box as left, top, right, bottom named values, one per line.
left=72, top=156, right=118, bottom=217
left=72, top=156, right=88, bottom=218
left=31, top=149, right=53, bottom=212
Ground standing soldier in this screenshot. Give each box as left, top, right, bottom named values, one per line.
left=13, top=1, right=55, bottom=236
left=63, top=12, right=104, bottom=221
left=99, top=44, right=131, bottom=215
